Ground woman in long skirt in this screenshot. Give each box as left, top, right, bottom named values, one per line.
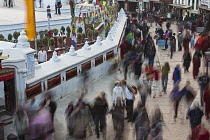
left=192, top=52, right=201, bottom=79
left=183, top=50, right=191, bottom=73
left=203, top=83, right=210, bottom=120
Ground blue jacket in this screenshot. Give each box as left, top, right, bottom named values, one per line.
left=173, top=67, right=181, bottom=81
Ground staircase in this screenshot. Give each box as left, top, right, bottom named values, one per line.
left=0, top=100, right=13, bottom=126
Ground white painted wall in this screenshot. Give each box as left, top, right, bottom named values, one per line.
left=0, top=82, right=4, bottom=99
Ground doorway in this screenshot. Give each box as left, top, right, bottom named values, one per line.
left=4, top=78, right=16, bottom=115
left=0, top=68, right=16, bottom=116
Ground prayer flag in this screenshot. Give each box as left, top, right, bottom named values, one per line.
left=25, top=0, right=36, bottom=40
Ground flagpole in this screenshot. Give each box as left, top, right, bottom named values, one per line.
left=33, top=0, right=37, bottom=55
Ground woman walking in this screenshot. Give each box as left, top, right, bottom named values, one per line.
left=183, top=50, right=191, bottom=73
left=13, top=106, right=29, bottom=140
left=161, top=62, right=170, bottom=94
left=203, top=83, right=210, bottom=119
left=192, top=52, right=201, bottom=79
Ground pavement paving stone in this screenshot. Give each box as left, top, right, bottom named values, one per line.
left=3, top=19, right=210, bottom=140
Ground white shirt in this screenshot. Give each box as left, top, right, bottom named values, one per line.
left=38, top=50, right=47, bottom=62
left=112, top=86, right=125, bottom=104
left=125, top=86, right=133, bottom=100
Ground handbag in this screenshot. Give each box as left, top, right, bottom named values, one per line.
left=57, top=4, right=62, bottom=8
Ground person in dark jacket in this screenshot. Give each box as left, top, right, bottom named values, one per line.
left=166, top=21, right=171, bottom=30
left=93, top=92, right=108, bottom=139
left=198, top=73, right=210, bottom=106
left=148, top=46, right=156, bottom=67
left=173, top=64, right=181, bottom=85
left=45, top=94, right=57, bottom=122
left=187, top=102, right=204, bottom=130
left=183, top=50, right=191, bottom=73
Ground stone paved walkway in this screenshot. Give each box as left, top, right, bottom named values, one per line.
left=4, top=22, right=210, bottom=140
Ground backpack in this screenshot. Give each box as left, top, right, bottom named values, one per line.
left=128, top=84, right=137, bottom=94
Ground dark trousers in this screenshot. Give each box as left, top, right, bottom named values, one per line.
left=18, top=135, right=25, bottom=140
left=126, top=99, right=133, bottom=120
left=141, top=95, right=146, bottom=107
left=55, top=4, right=61, bottom=15
left=174, top=100, right=179, bottom=118
left=94, top=115, right=106, bottom=137
left=124, top=65, right=128, bottom=80
left=39, top=0, right=42, bottom=7
left=178, top=41, right=182, bottom=51
left=170, top=47, right=173, bottom=59
left=200, top=85, right=205, bottom=106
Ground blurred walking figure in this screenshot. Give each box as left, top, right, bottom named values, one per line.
left=122, top=80, right=135, bottom=122
left=133, top=106, right=150, bottom=140
left=39, top=0, right=43, bottom=8
left=31, top=101, right=54, bottom=140
left=93, top=92, right=108, bottom=139
left=181, top=81, right=197, bottom=120
left=13, top=106, right=29, bottom=140
left=198, top=73, right=209, bottom=106
left=172, top=64, right=181, bottom=85
left=161, top=62, right=170, bottom=94
left=189, top=124, right=210, bottom=140
left=183, top=50, right=191, bottom=73
left=133, top=54, right=143, bottom=79
left=187, top=102, right=204, bottom=138
left=138, top=76, right=150, bottom=106
left=65, top=102, right=74, bottom=136
left=70, top=102, right=88, bottom=139
left=45, top=94, right=57, bottom=122
left=178, top=32, right=183, bottom=51
left=203, top=83, right=210, bottom=119
left=112, top=81, right=125, bottom=107
left=169, top=38, right=174, bottom=59
left=192, top=52, right=201, bottom=79
left=170, top=81, right=181, bottom=121
left=150, top=106, right=163, bottom=140
left=191, top=33, right=195, bottom=49
left=111, top=97, right=124, bottom=139
left=148, top=46, right=156, bottom=67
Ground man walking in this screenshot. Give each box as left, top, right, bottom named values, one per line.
left=121, top=80, right=135, bottom=122
left=198, top=73, right=209, bottom=106
left=112, top=81, right=125, bottom=107
left=93, top=92, right=108, bottom=139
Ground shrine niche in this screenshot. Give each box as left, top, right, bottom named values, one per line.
left=0, top=68, right=16, bottom=115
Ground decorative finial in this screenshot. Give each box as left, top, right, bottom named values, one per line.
left=16, top=30, right=30, bottom=48
left=95, top=36, right=102, bottom=46
left=83, top=41, right=91, bottom=50
left=51, top=51, right=60, bottom=62
left=68, top=45, right=77, bottom=56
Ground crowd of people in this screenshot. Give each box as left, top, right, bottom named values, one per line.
left=11, top=11, right=210, bottom=140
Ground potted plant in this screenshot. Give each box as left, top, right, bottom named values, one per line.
left=77, top=27, right=83, bottom=33
left=39, top=30, right=45, bottom=39
left=94, top=30, right=99, bottom=40
left=53, top=29, right=59, bottom=36
left=87, top=29, right=93, bottom=40
left=77, top=33, right=82, bottom=44
left=82, top=33, right=86, bottom=43
left=36, top=39, right=41, bottom=48
left=44, top=30, right=48, bottom=37
left=58, top=36, right=63, bottom=48
left=49, top=38, right=55, bottom=50
left=42, top=36, right=49, bottom=48
left=66, top=26, right=71, bottom=37
left=13, top=31, right=20, bottom=43
left=8, top=34, right=13, bottom=42
left=60, top=26, right=65, bottom=35
left=0, top=34, right=4, bottom=41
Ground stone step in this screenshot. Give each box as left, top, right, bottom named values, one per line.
left=0, top=114, right=13, bottom=126
left=0, top=106, right=5, bottom=116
